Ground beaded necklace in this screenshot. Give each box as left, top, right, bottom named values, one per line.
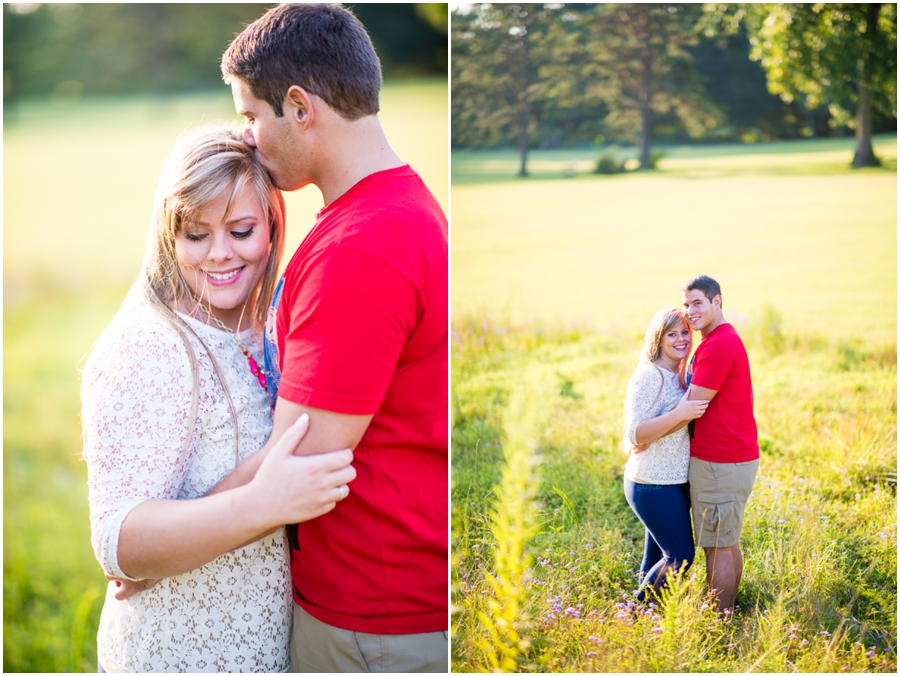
left=193, top=298, right=268, bottom=390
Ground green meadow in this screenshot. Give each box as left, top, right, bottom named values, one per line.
left=451, top=138, right=897, bottom=671
left=452, top=136, right=896, bottom=344
left=3, top=79, right=446, bottom=673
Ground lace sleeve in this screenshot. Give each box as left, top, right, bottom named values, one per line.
left=82, top=312, right=197, bottom=580
left=623, top=366, right=664, bottom=447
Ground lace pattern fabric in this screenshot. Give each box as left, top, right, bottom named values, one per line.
left=83, top=303, right=290, bottom=673
left=623, top=363, right=690, bottom=485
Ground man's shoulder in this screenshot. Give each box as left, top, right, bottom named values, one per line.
left=700, top=323, right=746, bottom=354
left=339, top=167, right=446, bottom=233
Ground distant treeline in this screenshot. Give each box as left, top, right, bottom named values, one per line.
left=452, top=3, right=897, bottom=164
left=3, top=3, right=447, bottom=102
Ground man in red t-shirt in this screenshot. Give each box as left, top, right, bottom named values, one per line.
left=683, top=275, right=758, bottom=614
left=214, top=4, right=448, bottom=672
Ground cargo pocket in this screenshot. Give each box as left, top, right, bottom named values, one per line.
left=696, top=492, right=734, bottom=538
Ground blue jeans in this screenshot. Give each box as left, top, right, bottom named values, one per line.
left=624, top=478, right=695, bottom=601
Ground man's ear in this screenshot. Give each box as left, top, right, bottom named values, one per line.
left=713, top=294, right=722, bottom=310
left=284, top=85, right=315, bottom=128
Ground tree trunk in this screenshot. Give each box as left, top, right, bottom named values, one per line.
left=853, top=4, right=881, bottom=167
left=852, top=85, right=877, bottom=167
left=637, top=5, right=652, bottom=170
left=517, top=103, right=530, bottom=176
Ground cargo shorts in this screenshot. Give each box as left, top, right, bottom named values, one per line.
left=689, top=457, right=758, bottom=549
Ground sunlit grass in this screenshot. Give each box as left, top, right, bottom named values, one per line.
left=451, top=317, right=897, bottom=672
left=451, top=136, right=896, bottom=344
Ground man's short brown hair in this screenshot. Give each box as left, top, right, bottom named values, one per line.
left=221, top=3, right=381, bottom=120
left=682, top=275, right=722, bottom=306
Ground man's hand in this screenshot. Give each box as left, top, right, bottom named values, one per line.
left=632, top=442, right=650, bottom=454
left=105, top=573, right=160, bottom=601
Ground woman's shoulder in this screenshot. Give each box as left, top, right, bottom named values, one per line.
left=85, top=304, right=193, bottom=378
left=629, top=362, right=665, bottom=387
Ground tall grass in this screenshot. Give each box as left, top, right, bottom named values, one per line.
left=451, top=315, right=896, bottom=672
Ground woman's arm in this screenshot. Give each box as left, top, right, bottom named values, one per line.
left=116, top=414, right=355, bottom=580
left=84, top=317, right=355, bottom=584
left=632, top=390, right=709, bottom=448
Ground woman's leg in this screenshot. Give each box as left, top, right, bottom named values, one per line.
left=624, top=479, right=664, bottom=583
left=626, top=482, right=694, bottom=598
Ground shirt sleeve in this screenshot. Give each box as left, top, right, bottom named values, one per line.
left=277, top=244, right=418, bottom=414
left=623, top=366, right=665, bottom=447
left=690, top=342, right=734, bottom=392
left=82, top=315, right=197, bottom=580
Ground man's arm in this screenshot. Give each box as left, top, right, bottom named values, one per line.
left=270, top=397, right=373, bottom=457
left=688, top=384, right=718, bottom=401
left=206, top=398, right=370, bottom=497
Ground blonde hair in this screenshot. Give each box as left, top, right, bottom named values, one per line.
left=639, top=307, right=691, bottom=374
left=86, top=126, right=284, bottom=489
left=621, top=307, right=692, bottom=454
left=143, top=124, right=284, bottom=326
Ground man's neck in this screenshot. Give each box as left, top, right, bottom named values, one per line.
left=701, top=315, right=726, bottom=338
left=313, top=115, right=405, bottom=206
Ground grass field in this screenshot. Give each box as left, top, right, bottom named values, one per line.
left=451, top=138, right=896, bottom=672
left=452, top=135, right=897, bottom=344
left=2, top=79, right=446, bottom=673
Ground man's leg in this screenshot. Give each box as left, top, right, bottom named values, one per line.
left=731, top=542, right=743, bottom=591
left=703, top=545, right=738, bottom=612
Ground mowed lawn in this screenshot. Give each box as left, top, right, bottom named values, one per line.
left=3, top=79, right=446, bottom=673
left=451, top=136, right=896, bottom=344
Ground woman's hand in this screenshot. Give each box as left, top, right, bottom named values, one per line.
left=244, top=414, right=357, bottom=530
left=673, top=390, right=709, bottom=422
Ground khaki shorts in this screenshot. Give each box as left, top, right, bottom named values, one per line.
left=291, top=602, right=448, bottom=673
left=689, top=457, right=758, bottom=549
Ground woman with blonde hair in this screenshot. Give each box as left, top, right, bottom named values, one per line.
left=622, top=307, right=708, bottom=602
left=82, top=126, right=356, bottom=672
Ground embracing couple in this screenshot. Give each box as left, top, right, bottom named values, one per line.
left=622, top=275, right=759, bottom=614
left=82, top=5, right=447, bottom=673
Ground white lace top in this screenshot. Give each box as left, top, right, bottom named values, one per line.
left=82, top=302, right=291, bottom=673
left=622, top=363, right=690, bottom=485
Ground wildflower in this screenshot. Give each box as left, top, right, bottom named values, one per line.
left=865, top=650, right=875, bottom=658
left=650, top=627, right=663, bottom=634
left=800, top=639, right=809, bottom=646
left=588, top=635, right=601, bottom=643
left=700, top=604, right=710, bottom=611
left=586, top=651, right=598, bottom=657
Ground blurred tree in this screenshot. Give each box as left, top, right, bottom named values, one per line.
left=579, top=3, right=720, bottom=169
left=689, top=29, right=825, bottom=142
left=707, top=3, right=897, bottom=166
left=451, top=3, right=565, bottom=176
left=3, top=3, right=447, bottom=105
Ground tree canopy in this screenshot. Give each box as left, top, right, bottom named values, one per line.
left=724, top=3, right=898, bottom=166
left=452, top=2, right=897, bottom=174
left=3, top=3, right=447, bottom=103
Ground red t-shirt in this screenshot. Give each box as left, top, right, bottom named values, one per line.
left=270, top=165, right=447, bottom=634
left=688, top=323, right=759, bottom=463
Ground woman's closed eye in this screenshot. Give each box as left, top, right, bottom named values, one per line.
left=231, top=228, right=254, bottom=240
